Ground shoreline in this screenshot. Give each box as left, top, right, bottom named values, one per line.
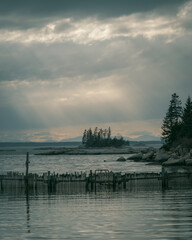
left=34, top=146, right=138, bottom=155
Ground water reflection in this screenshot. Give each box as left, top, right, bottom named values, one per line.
left=1, top=188, right=192, bottom=240
left=25, top=189, right=31, bottom=233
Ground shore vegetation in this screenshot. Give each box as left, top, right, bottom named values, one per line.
left=161, top=93, right=192, bottom=149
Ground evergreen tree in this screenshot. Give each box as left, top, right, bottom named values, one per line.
left=182, top=96, right=192, bottom=138
left=82, top=129, right=87, bottom=144
left=107, top=127, right=111, bottom=139
left=86, top=128, right=94, bottom=146
left=161, top=93, right=182, bottom=145
left=93, top=127, right=98, bottom=144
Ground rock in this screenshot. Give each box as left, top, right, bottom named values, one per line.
left=155, top=152, right=170, bottom=162
left=117, top=157, right=126, bottom=162
left=141, top=148, right=149, bottom=154
left=127, top=153, right=143, bottom=161
left=182, top=153, right=191, bottom=161
left=185, top=159, right=192, bottom=166
left=142, top=151, right=155, bottom=161
left=162, top=158, right=185, bottom=166
left=141, top=147, right=155, bottom=154
left=146, top=162, right=161, bottom=166
left=170, top=152, right=178, bottom=159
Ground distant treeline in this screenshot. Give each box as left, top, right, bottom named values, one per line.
left=82, top=127, right=129, bottom=147
left=161, top=93, right=192, bottom=148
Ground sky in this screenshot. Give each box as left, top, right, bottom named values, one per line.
left=0, top=0, right=192, bottom=142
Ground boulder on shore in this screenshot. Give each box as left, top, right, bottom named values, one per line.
left=162, top=158, right=185, bottom=166
left=117, top=157, right=126, bottom=162
left=155, top=152, right=170, bottom=162
left=127, top=153, right=143, bottom=161
left=142, top=151, right=155, bottom=161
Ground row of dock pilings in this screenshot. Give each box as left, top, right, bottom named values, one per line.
left=3, top=152, right=190, bottom=193
left=22, top=152, right=167, bottom=192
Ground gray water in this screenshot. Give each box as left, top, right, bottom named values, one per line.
left=1, top=143, right=192, bottom=240
left=1, top=189, right=192, bottom=240
left=0, top=142, right=161, bottom=174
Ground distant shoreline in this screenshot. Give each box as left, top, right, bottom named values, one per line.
left=0, top=141, right=162, bottom=156
left=34, top=146, right=137, bottom=155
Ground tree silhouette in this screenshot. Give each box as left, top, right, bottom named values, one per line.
left=161, top=93, right=182, bottom=145
left=181, top=96, right=192, bottom=138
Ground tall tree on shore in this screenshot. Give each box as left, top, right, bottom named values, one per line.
left=181, top=96, right=192, bottom=138
left=161, top=93, right=182, bottom=145
left=107, top=127, right=111, bottom=139
left=82, top=129, right=87, bottom=144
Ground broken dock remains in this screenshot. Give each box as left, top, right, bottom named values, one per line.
left=0, top=170, right=163, bottom=193
left=1, top=153, right=192, bottom=193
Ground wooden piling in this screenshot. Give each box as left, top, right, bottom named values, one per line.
left=25, top=152, right=30, bottom=190
left=90, top=170, right=93, bottom=191
left=113, top=174, right=116, bottom=191
left=162, top=167, right=168, bottom=189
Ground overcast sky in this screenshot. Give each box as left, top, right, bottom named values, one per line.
left=0, top=0, right=192, bottom=142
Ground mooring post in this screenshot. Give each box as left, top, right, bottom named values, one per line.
left=47, top=171, right=51, bottom=191
left=123, top=175, right=126, bottom=189
left=90, top=170, right=94, bottom=191
left=25, top=152, right=30, bottom=189
left=162, top=166, right=168, bottom=189
left=113, top=173, right=116, bottom=191
left=34, top=174, right=37, bottom=191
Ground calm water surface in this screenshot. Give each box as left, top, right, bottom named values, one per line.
left=1, top=143, right=192, bottom=239
left=0, top=142, right=161, bottom=174
left=1, top=189, right=192, bottom=240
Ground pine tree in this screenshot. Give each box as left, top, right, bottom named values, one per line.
left=161, top=93, right=182, bottom=145
left=82, top=129, right=87, bottom=144
left=107, top=127, right=111, bottom=139
left=87, top=128, right=94, bottom=146
left=182, top=96, right=192, bottom=138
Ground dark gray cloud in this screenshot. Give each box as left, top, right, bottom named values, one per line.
left=0, top=0, right=189, bottom=29
left=1, top=0, right=188, bottom=15
left=0, top=15, right=53, bottom=30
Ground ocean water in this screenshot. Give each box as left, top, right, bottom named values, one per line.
left=1, top=142, right=192, bottom=240
left=0, top=142, right=161, bottom=174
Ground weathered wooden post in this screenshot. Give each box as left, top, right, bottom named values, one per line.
left=47, top=171, right=51, bottom=192
left=162, top=166, right=168, bottom=189
left=25, top=152, right=30, bottom=189
left=34, top=174, right=37, bottom=191
left=123, top=174, right=126, bottom=189
left=86, top=175, right=89, bottom=191
left=90, top=170, right=93, bottom=191
left=113, top=173, right=116, bottom=191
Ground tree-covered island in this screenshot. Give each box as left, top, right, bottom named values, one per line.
left=82, top=127, right=129, bottom=147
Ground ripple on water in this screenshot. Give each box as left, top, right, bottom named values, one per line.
left=1, top=189, right=192, bottom=240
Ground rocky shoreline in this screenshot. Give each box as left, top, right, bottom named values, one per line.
left=125, top=145, right=192, bottom=166
left=35, top=146, right=138, bottom=155
left=35, top=144, right=192, bottom=167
